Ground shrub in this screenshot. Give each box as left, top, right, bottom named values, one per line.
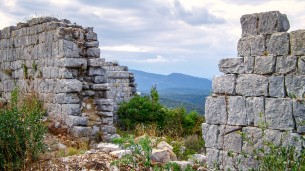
left=0, top=88, right=46, bottom=170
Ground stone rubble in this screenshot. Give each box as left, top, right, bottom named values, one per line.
left=203, top=11, right=305, bottom=170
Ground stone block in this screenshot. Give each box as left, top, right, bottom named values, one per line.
left=263, top=129, right=283, bottom=146
left=222, top=126, right=243, bottom=153
left=88, top=58, right=105, bottom=66
left=268, top=75, right=285, bottom=97
left=298, top=56, right=305, bottom=74
left=237, top=37, right=251, bottom=57
left=94, top=99, right=114, bottom=105
left=97, top=104, right=114, bottom=112
left=84, top=41, right=99, bottom=48
left=62, top=58, right=87, bottom=69
left=285, top=75, right=305, bottom=98
left=91, top=83, right=110, bottom=91
left=102, top=117, right=113, bottom=125
left=88, top=66, right=105, bottom=76
left=240, top=13, right=258, bottom=37
left=218, top=58, right=244, bottom=74
left=61, top=104, right=81, bottom=116
left=58, top=40, right=80, bottom=58
left=93, top=76, right=107, bottom=83
left=293, top=100, right=305, bottom=133
left=254, top=55, right=276, bottom=74
left=290, top=29, right=305, bottom=56
left=265, top=98, right=294, bottom=130
left=205, top=96, right=227, bottom=125
left=257, top=11, right=290, bottom=34
left=106, top=71, right=130, bottom=79
left=56, top=79, right=82, bottom=93
left=96, top=111, right=113, bottom=117
left=244, top=56, right=254, bottom=73
left=85, top=31, right=97, bottom=41
left=202, top=123, right=219, bottom=148
left=53, top=93, right=80, bottom=104
left=66, top=115, right=88, bottom=127
left=251, top=35, right=266, bottom=56
left=276, top=55, right=297, bottom=74
left=236, top=74, right=268, bottom=96
left=205, top=148, right=220, bottom=169
left=86, top=48, right=100, bottom=58
left=242, top=127, right=263, bottom=154
left=228, top=96, right=247, bottom=126
left=212, top=74, right=236, bottom=95
left=71, top=126, right=92, bottom=137
left=267, top=32, right=290, bottom=56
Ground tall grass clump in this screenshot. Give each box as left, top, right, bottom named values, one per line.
left=0, top=87, right=46, bottom=170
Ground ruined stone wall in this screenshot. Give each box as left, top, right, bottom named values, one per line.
left=0, top=17, right=136, bottom=141
left=202, top=11, right=305, bottom=170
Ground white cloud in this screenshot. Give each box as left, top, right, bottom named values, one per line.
left=124, top=55, right=186, bottom=64
left=100, top=44, right=155, bottom=52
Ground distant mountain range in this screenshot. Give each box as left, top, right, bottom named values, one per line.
left=129, top=69, right=212, bottom=114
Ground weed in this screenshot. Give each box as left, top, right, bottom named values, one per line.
left=22, top=64, right=28, bottom=79
left=66, top=147, right=78, bottom=156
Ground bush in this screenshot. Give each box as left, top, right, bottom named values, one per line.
left=117, top=87, right=205, bottom=138
left=0, top=88, right=46, bottom=170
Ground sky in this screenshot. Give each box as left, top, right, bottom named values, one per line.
left=1, top=0, right=305, bottom=78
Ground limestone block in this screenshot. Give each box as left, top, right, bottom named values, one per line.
left=56, top=79, right=82, bottom=93
left=97, top=111, right=113, bottom=117
left=205, top=96, right=227, bottom=124
left=218, top=58, right=244, bottom=74
left=58, top=40, right=80, bottom=58
left=66, top=115, right=88, bottom=127
left=205, top=148, right=220, bottom=169
left=61, top=104, right=81, bottom=116
left=268, top=75, right=285, bottom=97
left=85, top=31, right=97, bottom=41
left=53, top=93, right=80, bottom=104
left=244, top=56, right=254, bottom=73
left=236, top=74, right=268, bottom=96
left=84, top=41, right=99, bottom=48
left=293, top=100, right=305, bottom=133
left=281, top=132, right=303, bottom=152
left=251, top=35, right=266, bottom=56
left=88, top=58, right=105, bottom=66
left=202, top=123, right=219, bottom=148
left=285, top=75, right=305, bottom=98
left=254, top=55, right=276, bottom=74
left=267, top=32, right=290, bottom=56
left=228, top=96, right=247, bottom=126
left=28, top=17, right=59, bottom=26
left=62, top=58, right=87, bottom=69
left=257, top=11, right=290, bottom=34
left=242, top=127, right=263, bottom=154
left=71, top=126, right=92, bottom=137
left=237, top=37, right=251, bottom=57
left=102, top=117, right=113, bottom=125
left=276, top=55, right=297, bottom=74
left=298, top=56, right=305, bottom=74
left=238, top=154, right=259, bottom=171
left=97, top=104, right=114, bottom=112
left=86, top=48, right=100, bottom=58
left=223, top=126, right=243, bottom=153
left=59, top=68, right=74, bottom=79
left=265, top=98, right=294, bottom=130
left=88, top=66, right=105, bottom=76
left=91, top=83, right=110, bottom=91
left=290, top=29, right=305, bottom=56
left=263, top=129, right=283, bottom=146
left=240, top=13, right=258, bottom=37
left=212, top=74, right=236, bottom=95
left=106, top=71, right=130, bottom=79
left=93, top=76, right=107, bottom=83
left=97, top=143, right=121, bottom=152
left=94, top=99, right=114, bottom=105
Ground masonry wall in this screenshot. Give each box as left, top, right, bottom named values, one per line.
left=202, top=11, right=305, bottom=170
left=0, top=17, right=136, bottom=141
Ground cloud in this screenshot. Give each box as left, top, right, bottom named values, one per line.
left=123, top=55, right=186, bottom=64
left=100, top=44, right=155, bottom=52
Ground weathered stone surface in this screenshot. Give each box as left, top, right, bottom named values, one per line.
left=110, top=150, right=132, bottom=158
left=88, top=66, right=105, bottom=76
left=170, top=161, right=193, bottom=170
left=91, top=83, right=110, bottom=91
left=62, top=58, right=87, bottom=69
left=205, top=96, right=227, bottom=124
left=205, top=148, right=220, bottom=169
left=71, top=126, right=92, bottom=137
left=228, top=96, right=247, bottom=126
left=62, top=104, right=81, bottom=116
left=251, top=35, right=266, bottom=56
left=88, top=58, right=105, bottom=66
left=86, top=48, right=100, bottom=57
left=285, top=75, right=305, bottom=98
left=188, top=154, right=206, bottom=164
left=298, top=56, right=305, bottom=74
left=54, top=93, right=80, bottom=104
left=84, top=41, right=99, bottom=48
left=222, top=126, right=243, bottom=153
left=94, top=99, right=114, bottom=105
left=97, top=143, right=121, bottom=152
left=290, top=29, right=305, bottom=56
left=212, top=74, right=236, bottom=95
left=56, top=79, right=82, bottom=93
left=245, top=97, right=265, bottom=126
left=276, top=55, right=297, bottom=74
left=218, top=58, right=244, bottom=74
left=66, top=115, right=88, bottom=127
left=236, top=74, right=268, bottom=96
left=237, top=37, right=251, bottom=57
left=268, top=75, right=285, bottom=97
left=254, top=55, right=276, bottom=74
left=257, top=11, right=290, bottom=34
left=244, top=56, right=254, bottom=73
left=151, top=149, right=171, bottom=164
left=293, top=100, right=305, bottom=133
left=202, top=123, right=219, bottom=148
left=267, top=32, right=290, bottom=56
left=263, top=129, right=283, bottom=147
left=265, top=98, right=294, bottom=130
left=93, top=76, right=107, bottom=83
left=240, top=13, right=258, bottom=37
left=242, top=127, right=263, bottom=154
left=157, top=141, right=173, bottom=150
left=85, top=31, right=97, bottom=41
